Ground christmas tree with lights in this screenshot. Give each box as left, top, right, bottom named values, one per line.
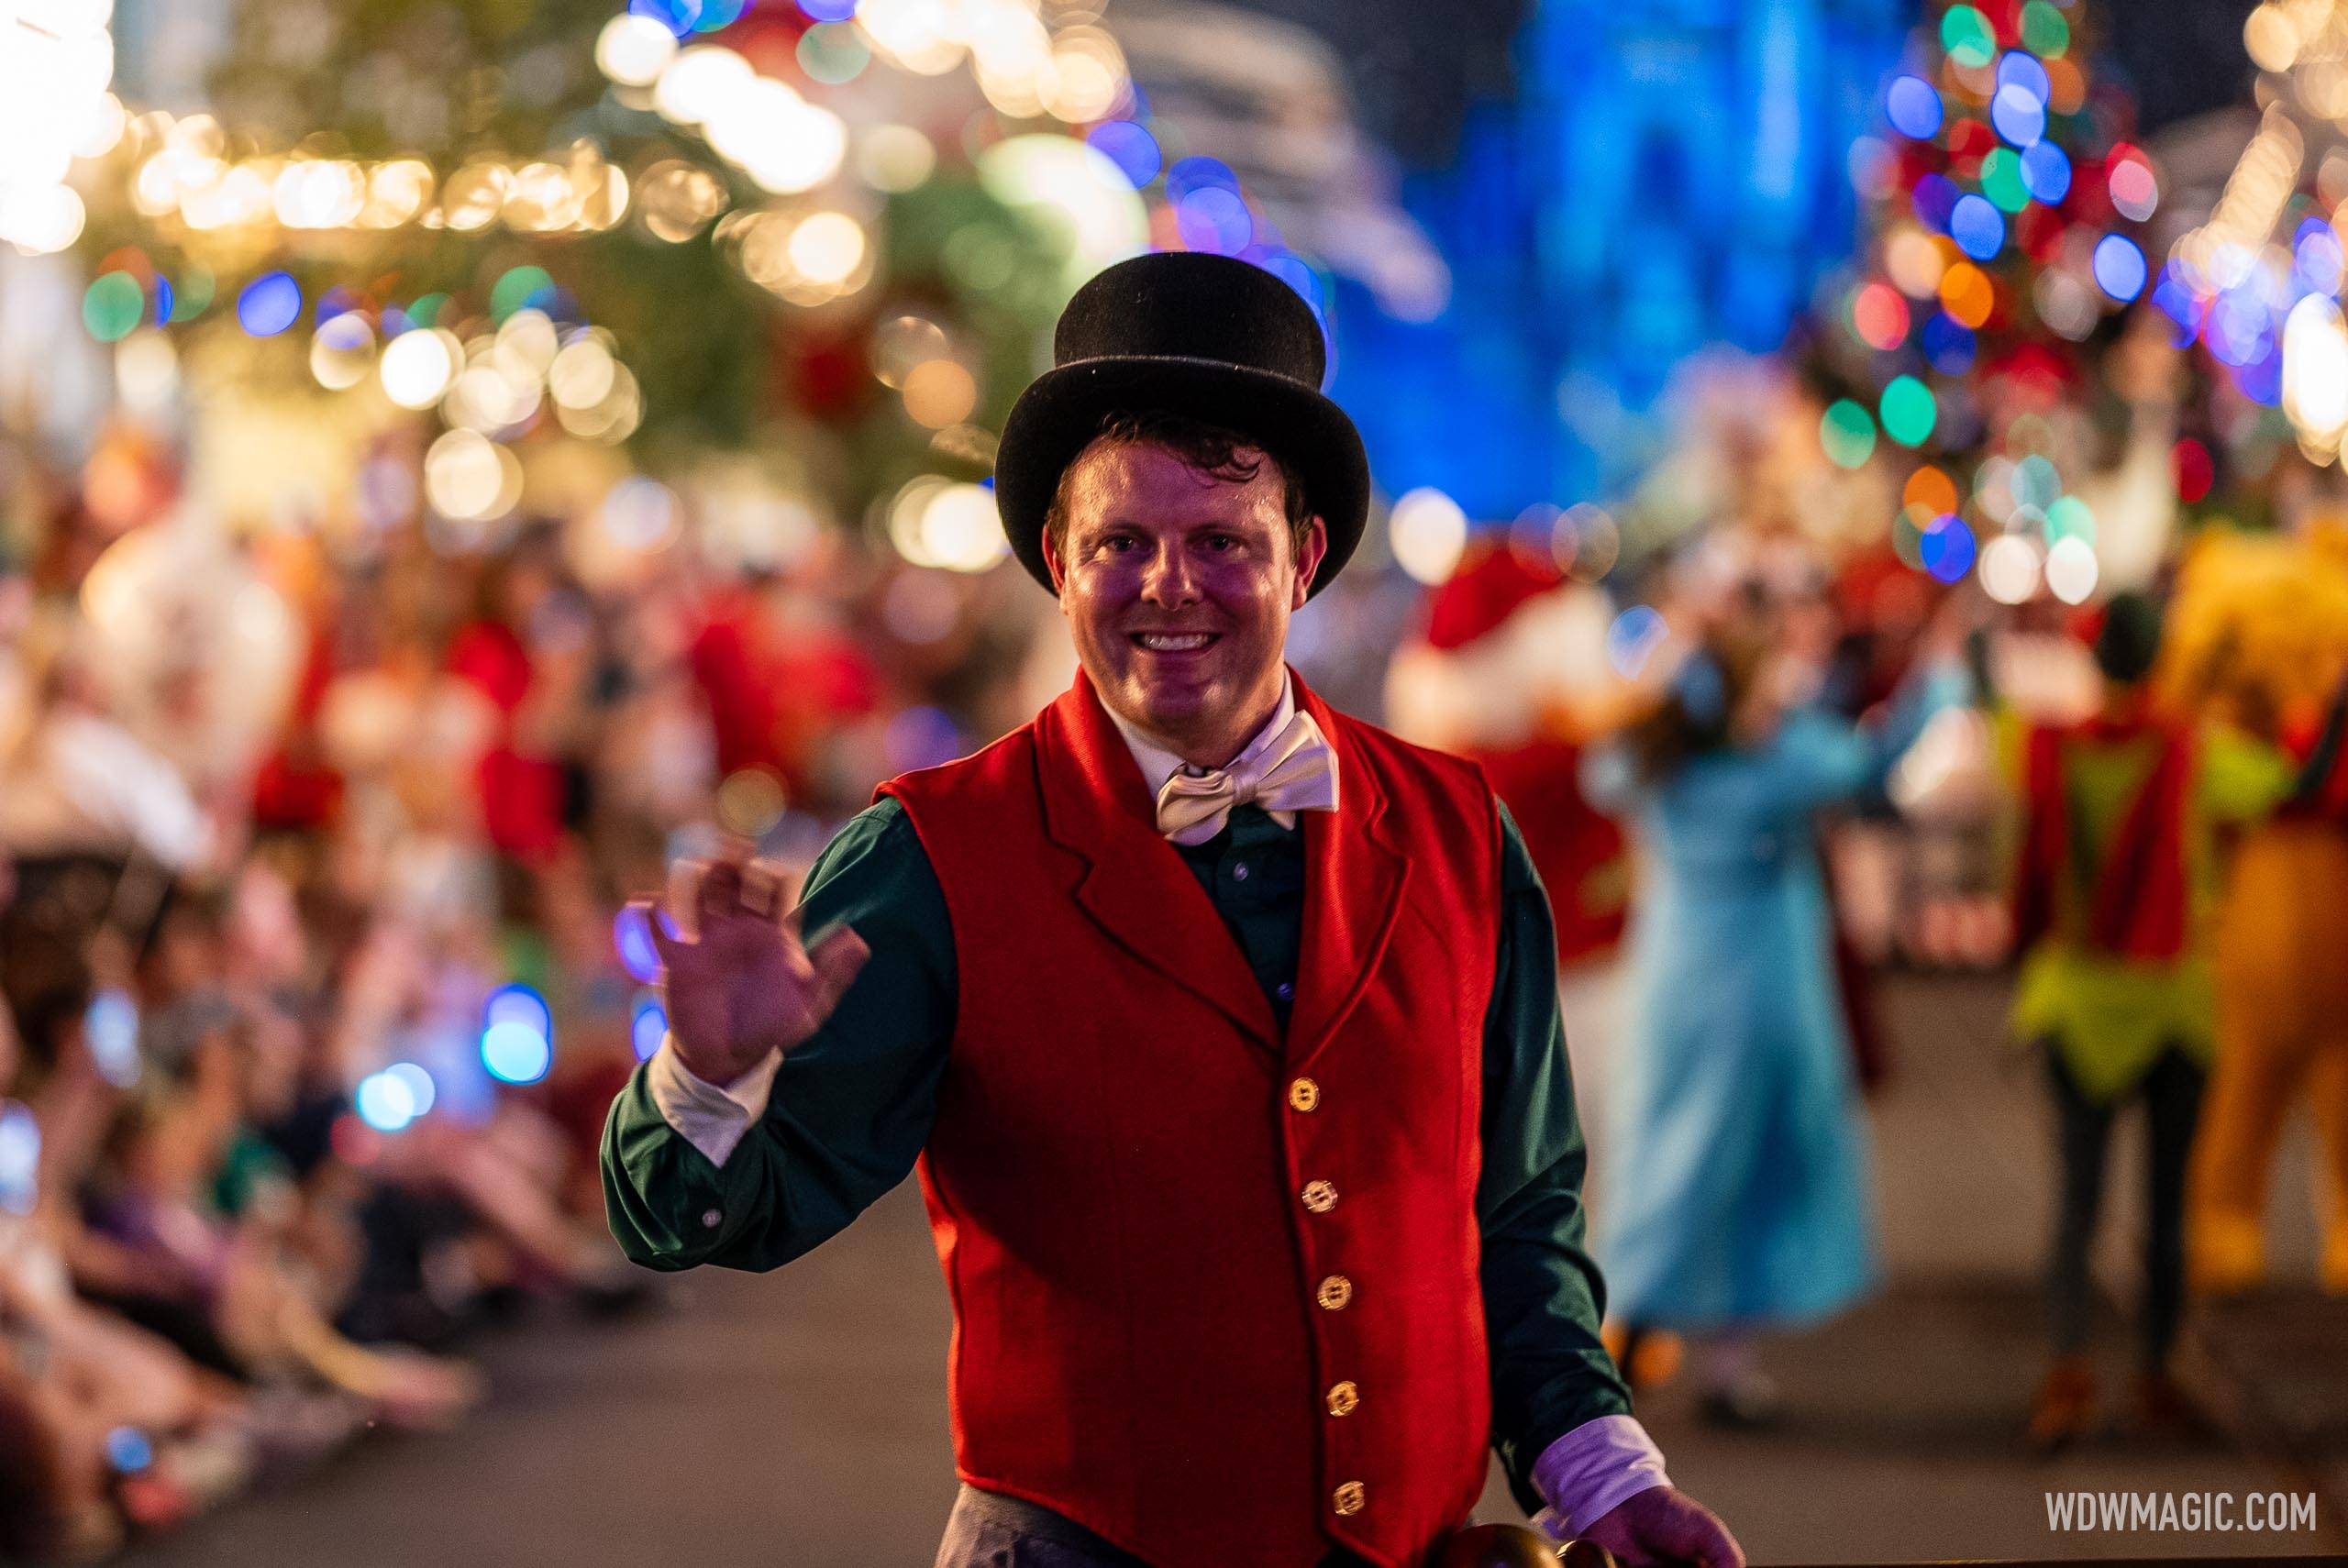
left=1806, top=0, right=2169, bottom=606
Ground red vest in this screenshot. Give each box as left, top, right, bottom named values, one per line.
left=879, top=670, right=1502, bottom=1568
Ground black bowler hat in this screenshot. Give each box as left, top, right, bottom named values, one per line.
left=993, top=250, right=1369, bottom=597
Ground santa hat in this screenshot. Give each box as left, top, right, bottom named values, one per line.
left=1422, top=541, right=1566, bottom=651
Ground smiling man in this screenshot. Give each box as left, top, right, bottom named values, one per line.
left=602, top=253, right=1741, bottom=1568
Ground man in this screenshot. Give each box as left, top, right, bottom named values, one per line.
left=2006, top=593, right=2303, bottom=1448
left=604, top=253, right=1741, bottom=1568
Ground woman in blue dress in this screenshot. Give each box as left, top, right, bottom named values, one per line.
left=1589, top=569, right=1971, bottom=1424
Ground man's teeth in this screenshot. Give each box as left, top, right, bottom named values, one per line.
left=1137, top=633, right=1214, bottom=650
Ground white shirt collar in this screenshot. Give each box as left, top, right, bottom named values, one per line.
left=1103, top=671, right=1312, bottom=816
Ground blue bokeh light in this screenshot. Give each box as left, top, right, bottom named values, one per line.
left=632, top=996, right=669, bottom=1063
left=84, top=990, right=140, bottom=1088
left=1996, top=51, right=2052, bottom=102
left=1604, top=605, right=1668, bottom=679
left=386, top=1062, right=437, bottom=1119
left=484, top=983, right=552, bottom=1041
left=1920, top=312, right=1977, bottom=375
left=105, top=1428, right=153, bottom=1474
left=1885, top=75, right=1942, bottom=140
left=0, top=1102, right=39, bottom=1217
left=615, top=907, right=661, bottom=983
left=1920, top=516, right=1977, bottom=583
left=1949, top=194, right=2005, bottom=260
left=630, top=0, right=703, bottom=36
left=1990, top=84, right=2045, bottom=149
left=2020, top=140, right=2071, bottom=205
left=1911, top=173, right=1960, bottom=234
left=238, top=271, right=303, bottom=337
left=1175, top=186, right=1253, bottom=256
left=153, top=276, right=172, bottom=326
left=2235, top=347, right=2283, bottom=407
left=2091, top=233, right=2146, bottom=302
left=482, top=1021, right=552, bottom=1086
left=356, top=1070, right=418, bottom=1132
left=1086, top=121, right=1160, bottom=188
left=798, top=0, right=858, bottom=19
left=1165, top=156, right=1238, bottom=204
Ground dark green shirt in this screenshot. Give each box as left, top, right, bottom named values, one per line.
left=602, top=797, right=1628, bottom=1501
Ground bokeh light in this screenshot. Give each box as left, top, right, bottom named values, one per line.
left=381, top=327, right=460, bottom=409
left=632, top=997, right=670, bottom=1063
left=2092, top=234, right=2146, bottom=302
left=482, top=1021, right=552, bottom=1086
left=1949, top=195, right=2004, bottom=261
left=238, top=271, right=303, bottom=337
left=1920, top=516, right=1977, bottom=583
left=1389, top=489, right=1469, bottom=585
left=1820, top=400, right=1877, bottom=469
left=2044, top=537, right=2099, bottom=604
left=1990, top=84, right=2045, bottom=149
left=1941, top=6, right=1995, bottom=68
left=1851, top=282, right=1911, bottom=350
left=615, top=906, right=662, bottom=982
left=1087, top=120, right=1160, bottom=187
left=83, top=272, right=144, bottom=343
left=2020, top=141, right=2072, bottom=204
left=356, top=1070, right=419, bottom=1133
left=1604, top=606, right=1668, bottom=679
left=1879, top=377, right=1937, bottom=447
left=1886, top=75, right=1943, bottom=140
left=1980, top=535, right=2043, bottom=604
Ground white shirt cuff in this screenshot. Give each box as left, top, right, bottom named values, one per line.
left=1531, top=1414, right=1672, bottom=1537
left=646, top=1037, right=782, bottom=1169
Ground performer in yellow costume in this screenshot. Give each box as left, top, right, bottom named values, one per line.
left=2163, top=528, right=2348, bottom=1296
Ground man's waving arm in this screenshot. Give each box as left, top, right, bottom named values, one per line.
left=1479, top=801, right=1742, bottom=1568
left=601, top=800, right=955, bottom=1273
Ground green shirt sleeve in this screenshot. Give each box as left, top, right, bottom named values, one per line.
left=1478, top=800, right=1633, bottom=1507
left=600, top=797, right=956, bottom=1273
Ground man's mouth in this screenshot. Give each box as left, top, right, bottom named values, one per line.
left=1131, top=632, right=1219, bottom=652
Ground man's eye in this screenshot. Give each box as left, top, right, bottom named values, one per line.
left=1101, top=536, right=1136, bottom=554
left=1202, top=534, right=1238, bottom=551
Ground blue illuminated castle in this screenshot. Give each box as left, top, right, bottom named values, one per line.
left=1332, top=0, right=1910, bottom=519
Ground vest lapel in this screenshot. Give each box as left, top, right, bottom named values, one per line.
left=1287, top=676, right=1410, bottom=1072
left=1035, top=672, right=1281, bottom=1051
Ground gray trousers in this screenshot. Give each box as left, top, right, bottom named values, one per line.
left=935, top=1486, right=1374, bottom=1568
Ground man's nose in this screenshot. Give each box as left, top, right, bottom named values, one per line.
left=1139, top=541, right=1199, bottom=605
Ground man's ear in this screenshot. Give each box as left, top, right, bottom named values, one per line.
left=1291, top=515, right=1329, bottom=610
left=1042, top=523, right=1067, bottom=596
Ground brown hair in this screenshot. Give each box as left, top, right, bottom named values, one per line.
left=1043, top=410, right=1312, bottom=566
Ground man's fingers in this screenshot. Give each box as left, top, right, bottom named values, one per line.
left=695, top=858, right=746, bottom=930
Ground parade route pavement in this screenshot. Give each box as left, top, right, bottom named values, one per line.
left=121, top=976, right=2347, bottom=1565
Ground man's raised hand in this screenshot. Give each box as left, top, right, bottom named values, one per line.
left=634, top=857, right=870, bottom=1088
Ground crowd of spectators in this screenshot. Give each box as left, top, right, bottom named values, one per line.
left=0, top=426, right=1080, bottom=1560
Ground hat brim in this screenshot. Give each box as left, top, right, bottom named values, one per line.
left=992, top=356, right=1368, bottom=598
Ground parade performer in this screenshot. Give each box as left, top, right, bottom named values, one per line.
left=2165, top=532, right=2348, bottom=1299
left=1589, top=558, right=1969, bottom=1428
left=601, top=255, right=1739, bottom=1568
left=1384, top=545, right=1634, bottom=1147
left=2006, top=594, right=2302, bottom=1449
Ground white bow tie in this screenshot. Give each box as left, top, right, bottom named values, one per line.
left=1154, top=710, right=1340, bottom=845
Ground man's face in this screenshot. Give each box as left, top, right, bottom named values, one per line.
left=1044, top=438, right=1326, bottom=759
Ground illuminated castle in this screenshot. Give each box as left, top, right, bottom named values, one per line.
left=1331, top=0, right=1910, bottom=519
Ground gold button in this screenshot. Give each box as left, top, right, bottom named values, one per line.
left=1325, top=1380, right=1359, bottom=1417
left=1332, top=1480, right=1366, bottom=1516
left=1315, top=1274, right=1352, bottom=1310
left=1301, top=1179, right=1338, bottom=1214
left=1288, top=1077, right=1320, bottom=1112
